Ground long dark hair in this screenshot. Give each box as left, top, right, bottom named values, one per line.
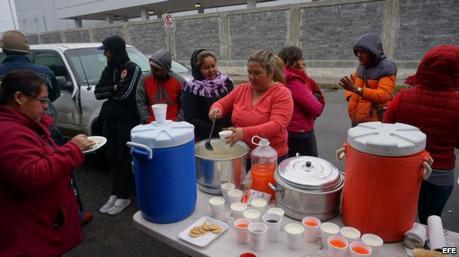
left=278, top=46, right=304, bottom=68
left=0, top=70, right=45, bottom=104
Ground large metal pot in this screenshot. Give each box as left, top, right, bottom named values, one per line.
left=269, top=156, right=344, bottom=221
left=195, top=139, right=248, bottom=195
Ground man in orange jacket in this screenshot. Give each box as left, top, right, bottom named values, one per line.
left=339, top=32, right=397, bottom=126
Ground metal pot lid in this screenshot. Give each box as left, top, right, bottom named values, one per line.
left=277, top=156, right=341, bottom=190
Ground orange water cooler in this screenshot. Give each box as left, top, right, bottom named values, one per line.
left=337, top=122, right=432, bottom=242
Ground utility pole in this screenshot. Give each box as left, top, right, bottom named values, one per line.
left=8, top=0, right=17, bottom=30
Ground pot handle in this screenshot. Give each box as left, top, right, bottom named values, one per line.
left=422, top=155, right=433, bottom=181
left=336, top=147, right=346, bottom=161
left=127, top=142, right=153, bottom=160
left=268, top=182, right=281, bottom=192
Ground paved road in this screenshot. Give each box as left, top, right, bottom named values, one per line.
left=65, top=89, right=459, bottom=257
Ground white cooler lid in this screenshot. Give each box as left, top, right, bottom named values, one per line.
left=130, top=120, right=195, bottom=149
left=347, top=122, right=426, bottom=156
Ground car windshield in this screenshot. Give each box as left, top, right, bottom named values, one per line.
left=171, top=61, right=189, bottom=73
left=65, top=47, right=150, bottom=84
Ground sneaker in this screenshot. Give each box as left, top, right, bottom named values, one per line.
left=80, top=212, right=94, bottom=227
left=99, top=195, right=117, bottom=213
left=107, top=199, right=131, bottom=215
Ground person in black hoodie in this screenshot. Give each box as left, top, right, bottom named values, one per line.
left=182, top=49, right=233, bottom=140
left=94, top=35, right=142, bottom=215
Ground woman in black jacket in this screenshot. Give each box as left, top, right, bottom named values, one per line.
left=182, top=49, right=233, bottom=140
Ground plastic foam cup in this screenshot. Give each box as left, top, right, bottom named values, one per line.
left=233, top=218, right=251, bottom=244
left=219, top=130, right=233, bottom=147
left=266, top=207, right=284, bottom=218
left=250, top=198, right=267, bottom=214
left=227, top=189, right=243, bottom=204
left=209, top=196, right=225, bottom=220
left=350, top=241, right=372, bottom=257
left=151, top=104, right=167, bottom=124
left=340, top=226, right=361, bottom=242
left=320, top=222, right=340, bottom=249
left=221, top=182, right=236, bottom=202
left=261, top=212, right=282, bottom=242
left=302, top=216, right=321, bottom=242
left=284, top=223, right=305, bottom=250
left=361, top=234, right=383, bottom=257
left=242, top=208, right=261, bottom=222
left=231, top=202, right=247, bottom=219
left=248, top=222, right=268, bottom=251
left=327, top=235, right=349, bottom=257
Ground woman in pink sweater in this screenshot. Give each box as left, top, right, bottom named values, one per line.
left=279, top=46, right=324, bottom=157
left=209, top=50, right=293, bottom=159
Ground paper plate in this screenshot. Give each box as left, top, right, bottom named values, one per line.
left=83, top=136, right=107, bottom=154
left=178, top=216, right=228, bottom=248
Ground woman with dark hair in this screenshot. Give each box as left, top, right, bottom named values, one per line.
left=384, top=45, right=459, bottom=224
left=182, top=49, right=234, bottom=140
left=0, top=70, right=94, bottom=256
left=279, top=46, right=324, bottom=157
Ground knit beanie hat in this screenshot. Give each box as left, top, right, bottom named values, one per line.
left=1, top=30, right=30, bottom=53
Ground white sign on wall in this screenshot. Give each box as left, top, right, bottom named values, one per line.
left=163, top=14, right=175, bottom=28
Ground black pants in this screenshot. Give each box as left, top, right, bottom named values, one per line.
left=103, top=119, right=138, bottom=199
left=288, top=130, right=318, bottom=157
left=418, top=180, right=454, bottom=224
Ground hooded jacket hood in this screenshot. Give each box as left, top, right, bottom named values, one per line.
left=190, top=49, right=206, bottom=81
left=149, top=49, right=172, bottom=72
left=353, top=32, right=386, bottom=68
left=405, top=44, right=459, bottom=89
left=100, top=35, right=129, bottom=67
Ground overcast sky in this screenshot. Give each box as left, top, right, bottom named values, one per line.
left=0, top=0, right=17, bottom=33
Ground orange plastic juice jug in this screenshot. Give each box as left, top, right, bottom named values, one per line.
left=250, top=136, right=277, bottom=198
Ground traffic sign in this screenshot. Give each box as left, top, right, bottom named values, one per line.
left=164, top=14, right=174, bottom=28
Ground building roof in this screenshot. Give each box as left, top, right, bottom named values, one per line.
left=57, top=0, right=272, bottom=20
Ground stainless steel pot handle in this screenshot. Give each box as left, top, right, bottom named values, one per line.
left=127, top=142, right=153, bottom=160
left=336, top=147, right=346, bottom=161
left=268, top=182, right=281, bottom=192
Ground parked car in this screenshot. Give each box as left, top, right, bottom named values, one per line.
left=0, top=43, right=192, bottom=136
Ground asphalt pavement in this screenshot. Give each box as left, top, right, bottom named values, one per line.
left=65, top=89, right=459, bottom=257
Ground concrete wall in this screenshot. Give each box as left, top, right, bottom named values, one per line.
left=25, top=0, right=459, bottom=82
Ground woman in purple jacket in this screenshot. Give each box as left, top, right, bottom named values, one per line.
left=279, top=46, right=325, bottom=157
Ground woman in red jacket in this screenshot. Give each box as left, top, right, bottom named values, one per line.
left=0, top=70, right=94, bottom=256
left=279, top=46, right=324, bottom=157
left=209, top=50, right=293, bottom=160
left=384, top=45, right=459, bottom=224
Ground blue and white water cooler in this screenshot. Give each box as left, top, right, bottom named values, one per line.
left=128, top=112, right=196, bottom=224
